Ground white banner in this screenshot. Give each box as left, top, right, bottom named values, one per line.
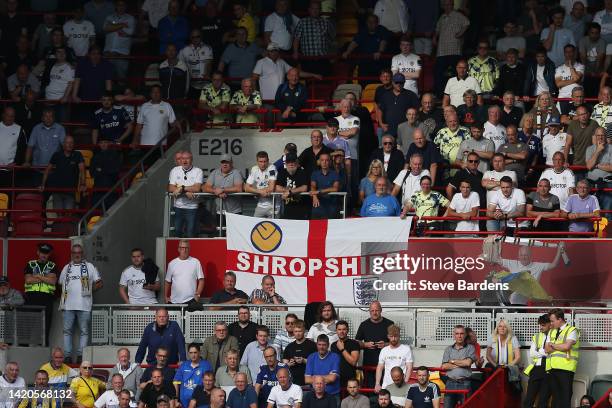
left=225, top=214, right=413, bottom=305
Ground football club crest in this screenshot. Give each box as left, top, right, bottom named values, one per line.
left=353, top=277, right=378, bottom=305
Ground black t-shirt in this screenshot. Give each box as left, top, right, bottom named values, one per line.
left=139, top=383, right=176, bottom=408
left=379, top=90, right=420, bottom=136
left=210, top=289, right=249, bottom=304
left=191, top=385, right=211, bottom=407
left=527, top=192, right=561, bottom=231
left=277, top=167, right=310, bottom=209
left=47, top=150, right=84, bottom=188
left=500, top=106, right=524, bottom=128
left=199, top=16, right=231, bottom=56
left=140, top=366, right=176, bottom=388
left=282, top=339, right=317, bottom=385
left=374, top=85, right=392, bottom=106
left=302, top=391, right=337, bottom=408
left=355, top=317, right=394, bottom=366
left=298, top=146, right=333, bottom=177
left=228, top=321, right=258, bottom=357
left=330, top=338, right=360, bottom=386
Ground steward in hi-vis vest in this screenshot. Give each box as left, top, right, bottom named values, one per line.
left=523, top=313, right=552, bottom=408
left=24, top=243, right=58, bottom=344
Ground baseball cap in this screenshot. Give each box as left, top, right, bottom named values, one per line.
left=0, top=276, right=8, bottom=285
left=547, top=116, right=561, bottom=126
left=220, top=154, right=233, bottom=163
left=267, top=42, right=280, bottom=51
left=285, top=152, right=298, bottom=162
left=156, top=395, right=170, bottom=404
left=392, top=73, right=406, bottom=83
left=327, top=117, right=339, bottom=127
left=285, top=143, right=297, bottom=153
left=38, top=243, right=53, bottom=253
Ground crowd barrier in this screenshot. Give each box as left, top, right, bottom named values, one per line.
left=0, top=306, right=46, bottom=346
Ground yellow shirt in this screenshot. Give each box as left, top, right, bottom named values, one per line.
left=236, top=13, right=256, bottom=42
left=40, top=362, right=78, bottom=389
left=70, top=376, right=105, bottom=408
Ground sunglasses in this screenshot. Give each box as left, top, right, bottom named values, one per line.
left=383, top=142, right=393, bottom=145
left=468, top=159, right=480, bottom=163
left=82, top=366, right=93, bottom=370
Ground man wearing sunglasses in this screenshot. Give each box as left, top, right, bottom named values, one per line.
left=368, top=134, right=405, bottom=184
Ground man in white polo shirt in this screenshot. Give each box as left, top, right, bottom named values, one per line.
left=164, top=240, right=205, bottom=305
left=168, top=151, right=203, bottom=238
left=0, top=107, right=26, bottom=187
left=443, top=59, right=482, bottom=107
left=391, top=35, right=421, bottom=95
left=134, top=85, right=180, bottom=146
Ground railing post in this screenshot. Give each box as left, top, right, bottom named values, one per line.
left=12, top=308, right=17, bottom=346
left=218, top=197, right=224, bottom=238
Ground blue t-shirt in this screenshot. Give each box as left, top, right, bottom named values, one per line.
left=255, top=363, right=288, bottom=408
left=359, top=177, right=375, bottom=198
left=406, top=382, right=441, bottom=408
left=311, top=169, right=340, bottom=217
left=173, top=360, right=212, bottom=408
left=305, top=352, right=340, bottom=395
left=91, top=106, right=131, bottom=142
left=227, top=385, right=258, bottom=408
left=360, top=194, right=401, bottom=217
left=353, top=26, right=390, bottom=53
left=74, top=58, right=113, bottom=100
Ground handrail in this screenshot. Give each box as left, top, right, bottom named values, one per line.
left=459, top=366, right=506, bottom=407
left=592, top=387, right=612, bottom=408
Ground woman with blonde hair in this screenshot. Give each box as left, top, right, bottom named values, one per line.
left=486, top=319, right=521, bottom=368
left=528, top=91, right=560, bottom=137
left=358, top=159, right=386, bottom=204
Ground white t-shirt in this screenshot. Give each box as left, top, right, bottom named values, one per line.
left=501, top=259, right=550, bottom=305
left=0, top=122, right=22, bottom=165
left=542, top=132, right=569, bottom=165
left=103, top=13, right=135, bottom=55
left=246, top=164, right=278, bottom=209
left=141, top=0, right=169, bottom=28
left=483, top=121, right=507, bottom=151
left=391, top=53, right=421, bottom=94
left=534, top=65, right=549, bottom=96
left=335, top=114, right=360, bottom=159
left=540, top=168, right=575, bottom=208
left=444, top=76, right=481, bottom=108
left=450, top=191, right=480, bottom=231
left=59, top=262, right=102, bottom=311
left=306, top=321, right=339, bottom=345
left=378, top=344, right=413, bottom=388
left=63, top=19, right=96, bottom=56
left=482, top=169, right=517, bottom=203
left=94, top=390, right=131, bottom=408
left=119, top=266, right=159, bottom=305
left=253, top=57, right=292, bottom=100
left=168, top=166, right=204, bottom=209
left=45, top=63, right=75, bottom=100
left=488, top=188, right=527, bottom=228
left=165, top=256, right=205, bottom=304
left=267, top=383, right=302, bottom=408
left=264, top=13, right=300, bottom=50
left=554, top=62, right=585, bottom=98
left=179, top=44, right=213, bottom=87
left=136, top=101, right=176, bottom=146
left=393, top=169, right=430, bottom=205
left=0, top=375, right=26, bottom=408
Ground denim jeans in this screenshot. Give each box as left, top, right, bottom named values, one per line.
left=444, top=379, right=470, bottom=408
left=174, top=207, right=199, bottom=237
left=63, top=310, right=91, bottom=357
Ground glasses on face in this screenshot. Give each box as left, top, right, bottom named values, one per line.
left=286, top=321, right=295, bottom=325
left=82, top=366, right=93, bottom=370
left=468, top=159, right=480, bottom=163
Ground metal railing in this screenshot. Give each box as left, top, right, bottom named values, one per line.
left=0, top=305, right=46, bottom=346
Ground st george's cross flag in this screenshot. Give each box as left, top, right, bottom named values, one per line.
left=225, top=213, right=413, bottom=305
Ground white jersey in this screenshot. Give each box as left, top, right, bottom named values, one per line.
left=542, top=132, right=569, bottom=165
left=378, top=344, right=413, bottom=388
left=94, top=390, right=137, bottom=408
left=0, top=376, right=26, bottom=408
left=165, top=256, right=205, bottom=304
left=391, top=53, right=421, bottom=95
left=179, top=44, right=213, bottom=88
left=253, top=57, right=292, bottom=100
left=64, top=19, right=96, bottom=56
left=488, top=188, right=528, bottom=228
left=267, top=384, right=303, bottom=408
left=482, top=169, right=517, bottom=203
left=540, top=168, right=575, bottom=208
left=59, top=261, right=102, bottom=311
left=335, top=114, right=360, bottom=159
left=555, top=62, right=585, bottom=98
left=483, top=121, right=507, bottom=151
left=136, top=101, right=176, bottom=145
left=246, top=164, right=278, bottom=209
left=168, top=165, right=204, bottom=209
left=0, top=122, right=22, bottom=165
left=45, top=63, right=75, bottom=100
left=119, top=266, right=159, bottom=305
left=450, top=191, right=480, bottom=231
left=393, top=169, right=430, bottom=205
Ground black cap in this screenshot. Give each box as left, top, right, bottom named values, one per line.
left=38, top=243, right=53, bottom=253
left=327, top=118, right=339, bottom=127
left=285, top=152, right=298, bottom=162
left=156, top=395, right=170, bottom=404
left=285, top=143, right=297, bottom=153
left=0, top=276, right=8, bottom=285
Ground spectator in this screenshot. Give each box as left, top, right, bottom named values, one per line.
left=355, top=301, right=393, bottom=386
left=527, top=178, right=562, bottom=232
left=85, top=0, right=115, bottom=39
left=275, top=68, right=308, bottom=123
left=341, top=14, right=389, bottom=78
left=405, top=367, right=441, bottom=408
left=372, top=390, right=393, bottom=408
left=310, top=153, right=340, bottom=219
left=336, top=99, right=361, bottom=190
left=228, top=306, right=258, bottom=357
left=524, top=47, right=558, bottom=97
left=254, top=346, right=287, bottom=408
left=567, top=104, right=599, bottom=167
left=266, top=367, right=302, bottom=408
left=141, top=0, right=169, bottom=32
left=187, top=369, right=217, bottom=408
left=103, top=0, right=135, bottom=80
left=44, top=47, right=74, bottom=119
left=8, top=64, right=41, bottom=102
left=340, top=379, right=369, bottom=408
left=564, top=1, right=590, bottom=45
left=4, top=35, right=35, bottom=79
left=591, top=87, right=612, bottom=132
left=359, top=160, right=385, bottom=204
left=249, top=277, right=287, bottom=310
left=562, top=178, right=602, bottom=233
left=593, top=0, right=612, bottom=43
left=226, top=372, right=257, bottom=408
left=231, top=2, right=256, bottom=43
left=107, top=349, right=143, bottom=397
left=307, top=301, right=339, bottom=344
left=454, top=122, right=494, bottom=174
left=406, top=0, right=438, bottom=56
left=91, top=92, right=133, bottom=144
left=385, top=367, right=409, bottom=406
left=578, top=395, right=596, bottom=407
left=374, top=69, right=394, bottom=142
left=378, top=74, right=419, bottom=137
left=499, top=91, right=523, bottom=129
left=498, top=125, right=529, bottom=183
left=433, top=0, right=469, bottom=96
left=323, top=119, right=352, bottom=172
left=369, top=134, right=405, bottom=184
left=159, top=44, right=189, bottom=100
left=275, top=153, right=310, bottom=219
left=230, top=78, right=262, bottom=124
left=22, top=370, right=59, bottom=408
left=63, top=5, right=96, bottom=57
left=468, top=39, right=499, bottom=96
left=24, top=108, right=65, bottom=170
left=305, top=335, right=341, bottom=402
left=496, top=21, right=526, bottom=59
left=456, top=89, right=486, bottom=127
left=203, top=155, right=244, bottom=231
left=164, top=240, right=204, bottom=304
left=443, top=60, right=482, bottom=108
left=434, top=113, right=471, bottom=170
left=219, top=28, right=262, bottom=89
left=391, top=154, right=428, bottom=208
left=541, top=7, right=576, bottom=67
left=391, top=35, right=421, bottom=95
left=0, top=0, right=26, bottom=58
left=264, top=0, right=299, bottom=51
left=168, top=151, right=203, bottom=238
left=302, top=375, right=336, bottom=408
left=401, top=175, right=449, bottom=223
left=253, top=44, right=293, bottom=101
left=406, top=129, right=442, bottom=183
left=139, top=348, right=176, bottom=391
left=270, top=314, right=297, bottom=354
left=244, top=151, right=277, bottom=218
left=542, top=118, right=570, bottom=166
left=119, top=248, right=160, bottom=305
left=197, top=0, right=229, bottom=58
left=329, top=320, right=359, bottom=388
left=202, top=321, right=239, bottom=371
left=485, top=320, right=521, bottom=368
left=280, top=319, right=315, bottom=386
left=292, top=1, right=334, bottom=75
left=71, top=362, right=106, bottom=408
left=174, top=343, right=214, bottom=407
left=179, top=29, right=213, bottom=99
left=555, top=45, right=584, bottom=114
left=374, top=325, right=413, bottom=391
left=40, top=28, right=76, bottom=88
left=210, top=271, right=248, bottom=308
left=158, top=0, right=190, bottom=54
left=446, top=179, right=481, bottom=234
left=199, top=71, right=231, bottom=123
left=441, top=325, right=475, bottom=408
left=0, top=277, right=24, bottom=307
left=39, top=347, right=78, bottom=387
left=496, top=51, right=527, bottom=103
left=580, top=23, right=605, bottom=96
left=242, top=327, right=277, bottom=382
left=482, top=153, right=518, bottom=203
left=481, top=106, right=507, bottom=153
left=541, top=151, right=576, bottom=210
left=331, top=150, right=349, bottom=195
left=32, top=13, right=57, bottom=60
left=486, top=176, right=527, bottom=234
left=373, top=0, right=408, bottom=34
left=586, top=128, right=612, bottom=214
left=562, top=87, right=587, bottom=125
left=139, top=368, right=177, bottom=408
left=90, top=137, right=122, bottom=208
left=360, top=177, right=400, bottom=217
left=0, top=107, right=27, bottom=183
left=136, top=308, right=186, bottom=365
left=396, top=108, right=422, bottom=156
left=134, top=85, right=180, bottom=146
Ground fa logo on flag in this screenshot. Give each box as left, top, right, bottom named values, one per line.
left=353, top=277, right=378, bottom=305
left=250, top=221, right=283, bottom=253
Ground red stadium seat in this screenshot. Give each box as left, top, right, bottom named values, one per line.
left=13, top=216, right=45, bottom=237
left=14, top=193, right=44, bottom=212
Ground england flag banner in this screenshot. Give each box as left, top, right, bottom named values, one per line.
left=225, top=214, right=413, bottom=305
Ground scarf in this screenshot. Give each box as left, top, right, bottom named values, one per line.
left=60, top=262, right=91, bottom=310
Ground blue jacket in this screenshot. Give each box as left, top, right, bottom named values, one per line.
left=136, top=321, right=186, bottom=364
left=524, top=58, right=558, bottom=97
